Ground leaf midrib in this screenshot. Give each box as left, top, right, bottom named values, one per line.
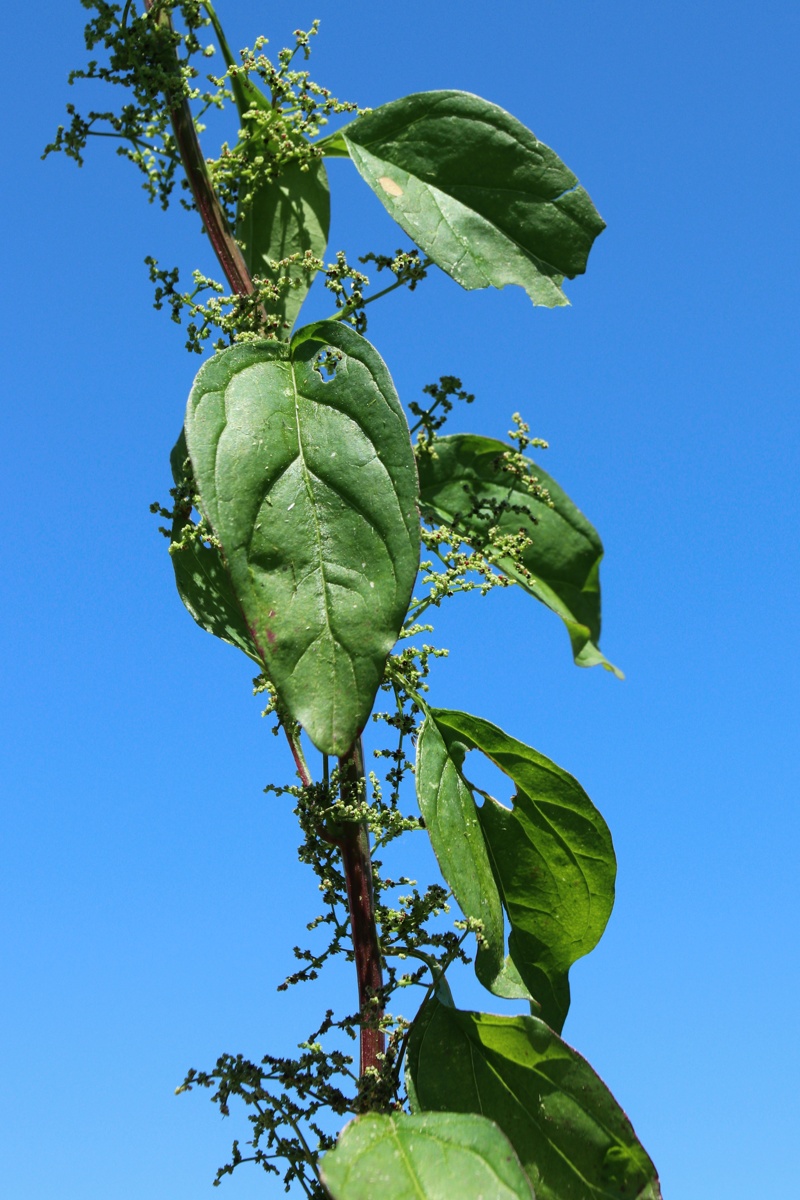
left=349, top=140, right=566, bottom=284
left=348, top=100, right=596, bottom=264
left=290, top=359, right=340, bottom=742
left=467, top=1035, right=607, bottom=1198
left=388, top=1124, right=427, bottom=1200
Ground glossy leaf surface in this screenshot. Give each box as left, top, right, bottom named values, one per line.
left=335, top=90, right=605, bottom=307
left=415, top=714, right=507, bottom=993
left=166, top=431, right=261, bottom=662
left=426, top=710, right=616, bottom=1032
left=416, top=711, right=532, bottom=1003
left=184, top=323, right=419, bottom=755
left=417, top=433, right=620, bottom=675
left=407, top=998, right=662, bottom=1200
left=237, top=154, right=330, bottom=334
left=321, top=1111, right=535, bottom=1200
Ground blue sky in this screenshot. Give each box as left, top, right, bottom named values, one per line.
left=2, top=0, right=798, bottom=1195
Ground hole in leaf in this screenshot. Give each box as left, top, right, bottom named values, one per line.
left=313, top=347, right=343, bottom=382
left=460, top=749, right=514, bottom=812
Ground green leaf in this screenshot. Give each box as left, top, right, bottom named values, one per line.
left=184, top=322, right=420, bottom=756
left=317, top=128, right=350, bottom=158
left=417, top=433, right=621, bottom=675
left=237, top=154, right=330, bottom=335
left=407, top=998, right=662, bottom=1200
left=427, top=710, right=616, bottom=1032
left=415, top=712, right=533, bottom=1004
left=165, top=432, right=261, bottom=664
left=320, top=1111, right=535, bottom=1200
left=337, top=91, right=605, bottom=307
left=167, top=526, right=260, bottom=662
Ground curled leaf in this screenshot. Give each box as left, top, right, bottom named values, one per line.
left=417, top=433, right=621, bottom=675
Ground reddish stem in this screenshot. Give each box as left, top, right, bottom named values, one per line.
left=144, top=0, right=256, bottom=298
left=144, top=0, right=385, bottom=1085
left=285, top=725, right=313, bottom=789
left=338, top=743, right=386, bottom=1077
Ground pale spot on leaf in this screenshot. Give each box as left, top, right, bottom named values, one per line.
left=378, top=175, right=403, bottom=197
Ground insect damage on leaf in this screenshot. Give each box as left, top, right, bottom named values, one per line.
left=54, top=5, right=655, bottom=1197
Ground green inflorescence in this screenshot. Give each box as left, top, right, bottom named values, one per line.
left=50, top=5, right=656, bottom=1199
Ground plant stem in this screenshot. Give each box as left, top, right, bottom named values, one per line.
left=337, top=739, right=385, bottom=1077
left=284, top=722, right=312, bottom=788
left=143, top=0, right=259, bottom=301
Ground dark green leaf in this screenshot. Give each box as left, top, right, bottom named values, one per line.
left=317, top=128, right=350, bottom=158
left=428, top=710, right=616, bottom=1032
left=165, top=431, right=261, bottom=662
left=168, top=514, right=261, bottom=664
left=320, top=1111, right=535, bottom=1200
left=407, top=998, right=662, bottom=1200
left=415, top=712, right=533, bottom=1004
left=417, top=433, right=621, bottom=675
left=336, top=91, right=605, bottom=307
left=238, top=155, right=330, bottom=335
left=184, top=323, right=419, bottom=756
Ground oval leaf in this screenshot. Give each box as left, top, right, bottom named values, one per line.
left=237, top=153, right=330, bottom=335
left=407, top=998, right=662, bottom=1200
left=321, top=1111, right=535, bottom=1200
left=335, top=91, right=605, bottom=307
left=417, top=433, right=621, bottom=675
left=184, top=323, right=420, bottom=756
left=430, top=709, right=616, bottom=1032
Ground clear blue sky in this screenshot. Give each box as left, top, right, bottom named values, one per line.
left=2, top=1, right=798, bottom=1195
